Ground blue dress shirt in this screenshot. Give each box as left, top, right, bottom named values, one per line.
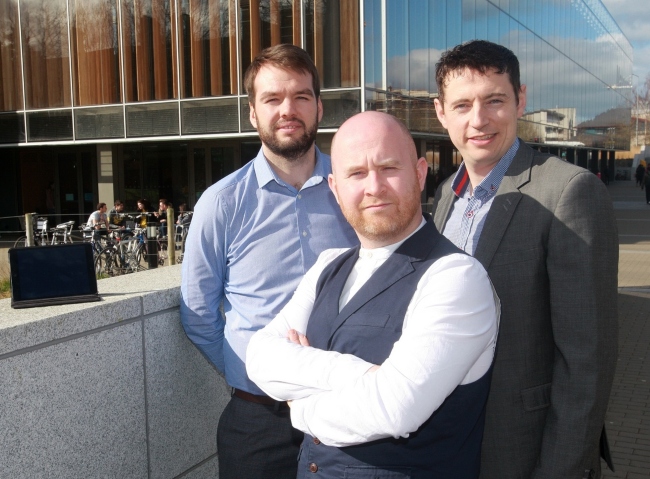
left=180, top=147, right=358, bottom=395
left=443, top=139, right=519, bottom=255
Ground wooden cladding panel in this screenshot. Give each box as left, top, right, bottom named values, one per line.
left=312, top=0, right=324, bottom=79
left=134, top=0, right=153, bottom=101
left=0, top=1, right=22, bottom=111
left=21, top=0, right=71, bottom=108
left=151, top=1, right=169, bottom=99
left=122, top=0, right=136, bottom=102
left=209, top=0, right=224, bottom=95
left=340, top=0, right=359, bottom=87
left=72, top=0, right=120, bottom=106
left=229, top=0, right=238, bottom=94
left=292, top=0, right=301, bottom=46
left=189, top=0, right=206, bottom=96
left=249, top=0, right=261, bottom=61
left=270, top=0, right=281, bottom=45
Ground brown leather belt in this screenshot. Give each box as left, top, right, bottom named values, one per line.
left=233, top=388, right=286, bottom=407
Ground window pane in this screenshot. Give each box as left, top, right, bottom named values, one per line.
left=121, top=0, right=176, bottom=101
left=305, top=0, right=360, bottom=88
left=75, top=106, right=125, bottom=139
left=21, top=0, right=72, bottom=109
left=70, top=0, right=121, bottom=106
left=180, top=0, right=237, bottom=98
left=240, top=0, right=300, bottom=80
left=27, top=110, right=73, bottom=141
left=363, top=0, right=382, bottom=89
left=0, top=0, right=23, bottom=111
left=181, top=97, right=239, bottom=133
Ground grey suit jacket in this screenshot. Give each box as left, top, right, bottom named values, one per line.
left=433, top=141, right=618, bottom=479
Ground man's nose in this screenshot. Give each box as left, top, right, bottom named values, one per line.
left=469, top=104, right=489, bottom=130
left=280, top=98, right=297, bottom=117
left=365, top=171, right=385, bottom=196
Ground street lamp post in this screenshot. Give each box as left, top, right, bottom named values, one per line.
left=632, top=74, right=639, bottom=147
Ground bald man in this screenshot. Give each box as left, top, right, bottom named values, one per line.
left=247, top=111, right=499, bottom=478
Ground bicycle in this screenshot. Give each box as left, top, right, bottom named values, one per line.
left=94, top=227, right=148, bottom=279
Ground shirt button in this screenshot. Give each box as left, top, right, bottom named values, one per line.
left=309, top=463, right=318, bottom=473
left=302, top=230, right=307, bottom=237
left=313, top=437, right=321, bottom=445
left=297, top=194, right=302, bottom=199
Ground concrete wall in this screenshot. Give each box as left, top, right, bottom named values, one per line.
left=0, top=265, right=230, bottom=478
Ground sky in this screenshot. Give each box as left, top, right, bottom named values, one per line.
left=600, top=0, right=650, bottom=93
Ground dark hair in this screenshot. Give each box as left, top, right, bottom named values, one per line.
left=244, top=44, right=320, bottom=105
left=159, top=198, right=168, bottom=207
left=97, top=202, right=106, bottom=210
left=435, top=40, right=522, bottom=106
left=114, top=200, right=123, bottom=206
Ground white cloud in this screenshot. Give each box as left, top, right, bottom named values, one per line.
left=600, top=0, right=650, bottom=86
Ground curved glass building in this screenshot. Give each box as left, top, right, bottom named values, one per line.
left=0, top=0, right=633, bottom=228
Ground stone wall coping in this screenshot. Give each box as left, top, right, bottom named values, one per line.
left=0, top=265, right=182, bottom=357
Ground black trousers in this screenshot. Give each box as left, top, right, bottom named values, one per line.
left=217, top=394, right=303, bottom=479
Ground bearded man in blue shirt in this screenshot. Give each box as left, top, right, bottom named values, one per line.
left=180, top=44, right=357, bottom=479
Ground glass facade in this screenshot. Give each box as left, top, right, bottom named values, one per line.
left=0, top=0, right=634, bottom=229
left=364, top=0, right=634, bottom=150
left=0, top=0, right=361, bottom=144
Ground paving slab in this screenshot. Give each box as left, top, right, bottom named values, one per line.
left=603, top=180, right=650, bottom=479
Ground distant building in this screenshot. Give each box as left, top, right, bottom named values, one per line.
left=0, top=0, right=634, bottom=230
left=520, top=108, right=577, bottom=144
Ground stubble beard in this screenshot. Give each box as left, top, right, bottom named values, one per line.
left=340, top=182, right=422, bottom=244
left=258, top=115, right=319, bottom=162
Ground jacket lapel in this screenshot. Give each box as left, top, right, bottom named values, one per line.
left=328, top=220, right=437, bottom=335
left=433, top=181, right=455, bottom=231
left=473, top=143, right=534, bottom=269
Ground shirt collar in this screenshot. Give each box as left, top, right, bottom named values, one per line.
left=358, top=217, right=427, bottom=259
left=253, top=146, right=327, bottom=190
left=450, top=138, right=520, bottom=198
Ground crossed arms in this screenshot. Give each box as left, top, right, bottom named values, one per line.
left=247, top=248, right=499, bottom=447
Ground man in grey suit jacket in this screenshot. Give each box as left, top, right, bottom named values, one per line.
left=432, top=40, right=618, bottom=479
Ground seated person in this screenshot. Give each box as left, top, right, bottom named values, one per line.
left=108, top=200, right=126, bottom=228
left=135, top=199, right=153, bottom=229
left=87, top=202, right=109, bottom=241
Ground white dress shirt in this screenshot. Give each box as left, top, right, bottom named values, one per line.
left=247, top=221, right=500, bottom=447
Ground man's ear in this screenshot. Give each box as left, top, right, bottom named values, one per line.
left=434, top=99, right=448, bottom=129
left=517, top=85, right=527, bottom=118
left=317, top=97, right=323, bottom=123
left=416, top=158, right=428, bottom=191
left=328, top=174, right=340, bottom=205
left=249, top=103, right=258, bottom=129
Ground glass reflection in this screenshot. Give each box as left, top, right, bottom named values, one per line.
left=180, top=0, right=237, bottom=98
left=70, top=0, right=121, bottom=106
left=21, top=0, right=71, bottom=109
left=0, top=0, right=23, bottom=112
left=121, top=0, right=175, bottom=102
left=373, top=0, right=632, bottom=148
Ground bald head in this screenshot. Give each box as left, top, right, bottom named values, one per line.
left=328, top=111, right=428, bottom=248
left=331, top=112, right=418, bottom=175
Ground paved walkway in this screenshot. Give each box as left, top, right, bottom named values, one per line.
left=602, top=180, right=650, bottom=478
